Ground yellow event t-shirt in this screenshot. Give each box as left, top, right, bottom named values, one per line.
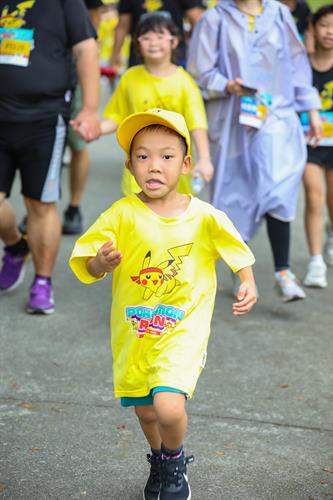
left=69, top=196, right=255, bottom=399
left=103, top=65, right=208, bottom=196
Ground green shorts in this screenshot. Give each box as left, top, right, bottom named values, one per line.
left=67, top=85, right=86, bottom=152
left=120, top=386, right=186, bottom=407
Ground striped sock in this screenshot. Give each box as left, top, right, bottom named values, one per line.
left=161, top=444, right=183, bottom=461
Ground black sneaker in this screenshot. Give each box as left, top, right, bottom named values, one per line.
left=159, top=453, right=194, bottom=500
left=144, top=453, right=161, bottom=500
left=62, top=206, right=83, bottom=235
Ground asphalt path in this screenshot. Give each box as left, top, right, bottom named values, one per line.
left=1, top=116, right=332, bottom=499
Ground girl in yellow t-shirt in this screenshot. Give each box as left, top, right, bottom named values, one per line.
left=100, top=12, right=214, bottom=195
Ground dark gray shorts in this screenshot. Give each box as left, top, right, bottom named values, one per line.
left=0, top=115, right=67, bottom=202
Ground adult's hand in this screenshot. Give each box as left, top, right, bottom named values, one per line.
left=227, top=78, right=256, bottom=97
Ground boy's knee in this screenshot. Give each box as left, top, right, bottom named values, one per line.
left=135, top=405, right=156, bottom=424
left=154, top=393, right=186, bottom=426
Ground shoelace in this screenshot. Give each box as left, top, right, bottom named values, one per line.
left=161, top=455, right=194, bottom=488
left=31, top=280, right=50, bottom=298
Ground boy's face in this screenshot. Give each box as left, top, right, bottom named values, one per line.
left=127, top=128, right=191, bottom=201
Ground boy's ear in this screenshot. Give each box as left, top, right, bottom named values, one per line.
left=181, top=155, right=192, bottom=175
left=125, top=158, right=132, bottom=172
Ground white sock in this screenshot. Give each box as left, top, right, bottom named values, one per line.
left=309, top=255, right=324, bottom=265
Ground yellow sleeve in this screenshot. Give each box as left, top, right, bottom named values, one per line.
left=181, top=71, right=208, bottom=131
left=69, top=207, right=119, bottom=284
left=103, top=73, right=130, bottom=123
left=210, top=209, right=255, bottom=272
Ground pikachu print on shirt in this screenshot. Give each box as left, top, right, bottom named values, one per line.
left=0, top=1, right=35, bottom=67
left=143, top=0, right=163, bottom=12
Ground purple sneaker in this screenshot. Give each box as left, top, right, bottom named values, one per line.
left=0, top=249, right=29, bottom=292
left=26, top=277, right=54, bottom=314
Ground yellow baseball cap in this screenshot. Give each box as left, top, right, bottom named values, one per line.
left=116, top=108, right=191, bottom=157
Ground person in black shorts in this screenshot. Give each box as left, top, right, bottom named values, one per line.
left=0, top=0, right=101, bottom=314
left=303, top=6, right=333, bottom=288
left=110, top=0, right=205, bottom=68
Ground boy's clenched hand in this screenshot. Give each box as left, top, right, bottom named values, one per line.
left=87, top=240, right=122, bottom=278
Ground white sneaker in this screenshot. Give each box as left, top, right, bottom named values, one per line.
left=275, top=270, right=306, bottom=302
left=303, top=260, right=327, bottom=288
left=324, top=223, right=333, bottom=267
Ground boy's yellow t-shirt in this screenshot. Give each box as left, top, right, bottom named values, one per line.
left=103, top=65, right=208, bottom=196
left=69, top=196, right=255, bottom=399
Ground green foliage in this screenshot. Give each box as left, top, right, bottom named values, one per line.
left=307, top=0, right=333, bottom=12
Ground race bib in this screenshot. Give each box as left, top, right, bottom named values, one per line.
left=0, top=27, right=34, bottom=67
left=301, top=111, right=333, bottom=146
left=239, top=92, right=272, bottom=129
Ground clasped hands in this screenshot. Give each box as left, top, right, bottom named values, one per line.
left=70, top=108, right=102, bottom=142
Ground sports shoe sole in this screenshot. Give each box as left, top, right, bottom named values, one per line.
left=274, top=285, right=306, bottom=302
left=157, top=480, right=191, bottom=500
left=143, top=491, right=159, bottom=500
left=303, top=278, right=327, bottom=288
left=157, top=491, right=191, bottom=500
left=281, top=295, right=305, bottom=303
left=26, top=305, right=55, bottom=315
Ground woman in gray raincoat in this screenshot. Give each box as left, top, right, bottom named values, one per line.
left=188, top=0, right=322, bottom=302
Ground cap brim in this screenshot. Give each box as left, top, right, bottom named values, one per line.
left=117, top=111, right=190, bottom=156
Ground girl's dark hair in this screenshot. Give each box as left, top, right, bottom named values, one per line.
left=134, top=12, right=181, bottom=64
left=312, top=5, right=333, bottom=26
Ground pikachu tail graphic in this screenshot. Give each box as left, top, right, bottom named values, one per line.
left=165, top=244, right=193, bottom=276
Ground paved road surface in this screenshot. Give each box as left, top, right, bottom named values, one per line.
left=1, top=119, right=332, bottom=499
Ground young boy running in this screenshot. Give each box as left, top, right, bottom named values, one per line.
left=69, top=108, right=257, bottom=500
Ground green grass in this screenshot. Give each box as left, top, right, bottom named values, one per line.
left=307, top=0, right=333, bottom=12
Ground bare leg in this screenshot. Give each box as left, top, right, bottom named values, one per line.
left=24, top=197, right=61, bottom=276
left=0, top=194, right=21, bottom=246
left=136, top=393, right=190, bottom=497
left=135, top=405, right=162, bottom=450
left=154, top=392, right=187, bottom=450
left=325, top=169, right=333, bottom=228
left=69, top=148, right=90, bottom=207
left=303, top=162, right=324, bottom=256
left=135, top=393, right=187, bottom=451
